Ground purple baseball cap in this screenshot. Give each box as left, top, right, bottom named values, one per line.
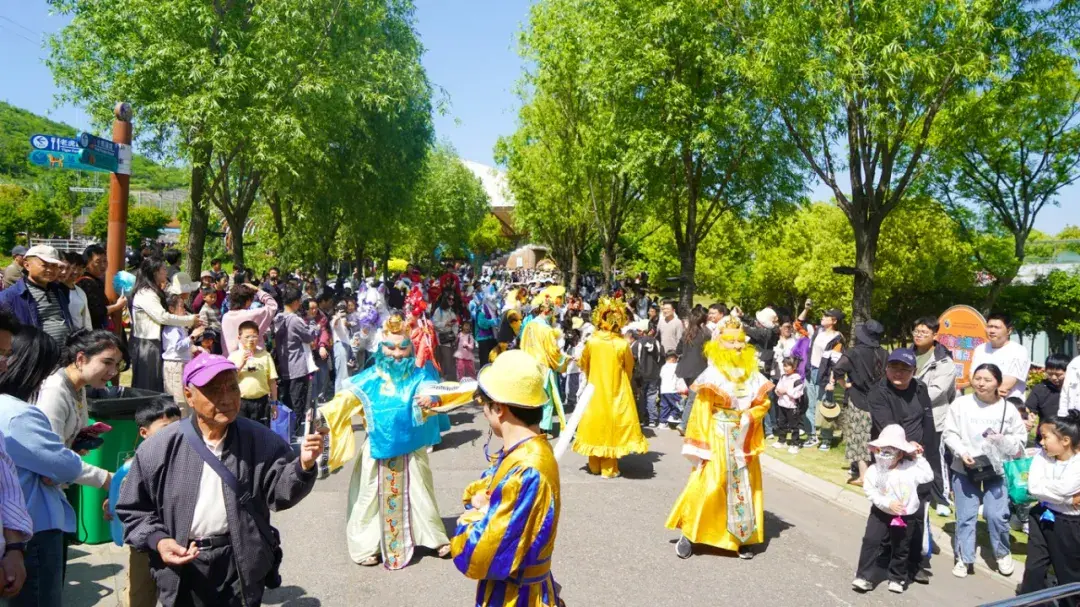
left=182, top=353, right=238, bottom=387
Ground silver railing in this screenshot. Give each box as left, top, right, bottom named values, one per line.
left=980, top=582, right=1080, bottom=606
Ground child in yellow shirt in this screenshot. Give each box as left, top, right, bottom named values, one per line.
left=228, top=320, right=279, bottom=427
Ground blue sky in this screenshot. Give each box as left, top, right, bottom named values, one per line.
left=0, top=1, right=1075, bottom=234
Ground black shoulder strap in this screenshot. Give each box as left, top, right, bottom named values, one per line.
left=180, top=418, right=278, bottom=547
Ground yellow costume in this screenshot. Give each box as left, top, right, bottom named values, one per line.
left=572, top=298, right=648, bottom=477
left=519, top=312, right=568, bottom=433
left=666, top=321, right=773, bottom=553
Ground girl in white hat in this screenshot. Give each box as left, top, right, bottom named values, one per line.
left=852, top=424, right=934, bottom=594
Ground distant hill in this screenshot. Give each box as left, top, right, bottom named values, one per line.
left=0, top=101, right=189, bottom=191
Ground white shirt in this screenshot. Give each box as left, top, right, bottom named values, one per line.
left=1060, top=357, right=1080, bottom=415
left=810, top=329, right=839, bottom=368
left=864, top=456, right=934, bottom=515
left=190, top=437, right=229, bottom=538
left=132, top=288, right=195, bottom=339
left=970, top=340, right=1030, bottom=401
left=161, top=325, right=192, bottom=362
left=67, top=285, right=92, bottom=331
left=660, top=362, right=681, bottom=394
left=1027, top=449, right=1080, bottom=515
left=942, top=393, right=1028, bottom=460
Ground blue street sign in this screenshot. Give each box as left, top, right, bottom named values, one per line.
left=77, top=132, right=118, bottom=157
left=27, top=150, right=112, bottom=173
left=29, top=134, right=81, bottom=154
left=78, top=148, right=119, bottom=172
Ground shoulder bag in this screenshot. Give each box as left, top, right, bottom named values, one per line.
left=949, top=400, right=1008, bottom=485
left=180, top=419, right=284, bottom=589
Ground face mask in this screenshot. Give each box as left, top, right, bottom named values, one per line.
left=876, top=448, right=900, bottom=464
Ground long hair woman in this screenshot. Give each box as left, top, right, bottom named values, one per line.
left=675, top=307, right=710, bottom=434
left=0, top=326, right=107, bottom=607
left=130, top=257, right=198, bottom=392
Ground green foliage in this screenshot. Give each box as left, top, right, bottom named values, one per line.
left=468, top=214, right=513, bottom=259
left=83, top=197, right=170, bottom=247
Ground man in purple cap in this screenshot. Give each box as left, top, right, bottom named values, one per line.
left=117, top=353, right=325, bottom=607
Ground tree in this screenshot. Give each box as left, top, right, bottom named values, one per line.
left=754, top=0, right=1011, bottom=324
left=16, top=193, right=66, bottom=239
left=398, top=145, right=489, bottom=263
left=468, top=214, right=513, bottom=260
left=931, top=12, right=1080, bottom=311
left=84, top=197, right=170, bottom=247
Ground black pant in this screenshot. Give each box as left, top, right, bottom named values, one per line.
left=925, top=427, right=950, bottom=508
left=776, top=406, right=803, bottom=445
left=279, top=376, right=310, bottom=435
left=478, top=338, right=496, bottom=367
left=856, top=507, right=920, bottom=584
left=175, top=542, right=251, bottom=607
left=240, top=395, right=271, bottom=428
left=1020, top=505, right=1080, bottom=600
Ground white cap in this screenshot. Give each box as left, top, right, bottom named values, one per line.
left=166, top=272, right=200, bottom=295
left=24, top=245, right=61, bottom=265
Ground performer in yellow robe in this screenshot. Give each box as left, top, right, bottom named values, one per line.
left=518, top=302, right=568, bottom=435
left=452, top=350, right=563, bottom=607
left=572, top=297, right=648, bottom=478
left=666, top=317, right=773, bottom=559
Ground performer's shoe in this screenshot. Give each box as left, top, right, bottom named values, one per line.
left=736, top=547, right=755, bottom=560
left=851, top=578, right=873, bottom=592
left=675, top=536, right=692, bottom=559
left=437, top=544, right=452, bottom=558
left=359, top=555, right=381, bottom=567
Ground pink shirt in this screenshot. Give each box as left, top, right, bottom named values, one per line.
left=221, top=289, right=279, bottom=356
left=454, top=333, right=475, bottom=360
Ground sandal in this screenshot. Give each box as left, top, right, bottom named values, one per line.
left=437, top=544, right=452, bottom=558
left=359, top=556, right=380, bottom=567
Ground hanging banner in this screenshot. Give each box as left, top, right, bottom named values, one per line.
left=937, top=305, right=987, bottom=389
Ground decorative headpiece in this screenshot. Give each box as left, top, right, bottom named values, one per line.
left=382, top=312, right=410, bottom=338
left=718, top=317, right=746, bottom=342
left=592, top=297, right=629, bottom=332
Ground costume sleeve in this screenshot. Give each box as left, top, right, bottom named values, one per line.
left=318, top=391, right=365, bottom=471
left=579, top=340, right=592, bottom=377
left=682, top=389, right=722, bottom=462
left=451, top=466, right=556, bottom=583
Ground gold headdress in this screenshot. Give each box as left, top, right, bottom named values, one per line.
left=592, top=297, right=629, bottom=332
left=382, top=312, right=410, bottom=338
left=718, top=317, right=747, bottom=342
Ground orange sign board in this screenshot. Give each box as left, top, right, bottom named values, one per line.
left=937, top=305, right=988, bottom=389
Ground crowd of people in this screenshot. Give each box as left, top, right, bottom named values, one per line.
left=1, top=240, right=1080, bottom=605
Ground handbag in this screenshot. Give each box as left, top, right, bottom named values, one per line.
left=180, top=419, right=284, bottom=589
left=270, top=402, right=295, bottom=444
left=1003, top=456, right=1033, bottom=504
left=951, top=401, right=1008, bottom=484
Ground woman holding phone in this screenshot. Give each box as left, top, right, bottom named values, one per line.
left=35, top=329, right=124, bottom=490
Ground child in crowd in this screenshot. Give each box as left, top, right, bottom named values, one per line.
left=228, top=320, right=279, bottom=427
left=161, top=294, right=196, bottom=416
left=1025, top=353, right=1070, bottom=439
left=195, top=327, right=219, bottom=355
left=455, top=319, right=477, bottom=379
left=852, top=424, right=934, bottom=595
left=198, top=287, right=223, bottom=335
left=773, top=356, right=806, bottom=453
left=1020, top=410, right=1080, bottom=595
left=105, top=396, right=181, bottom=607
left=659, top=351, right=686, bottom=427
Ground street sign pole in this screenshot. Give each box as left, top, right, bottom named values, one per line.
left=105, top=102, right=132, bottom=338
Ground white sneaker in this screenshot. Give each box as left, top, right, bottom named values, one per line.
left=952, top=561, right=969, bottom=578
left=935, top=504, right=952, bottom=517
left=888, top=581, right=904, bottom=594
left=997, top=556, right=1015, bottom=576
left=851, top=578, right=873, bottom=592
left=772, top=440, right=786, bottom=449
left=787, top=445, right=800, bottom=455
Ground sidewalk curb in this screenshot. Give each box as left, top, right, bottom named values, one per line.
left=760, top=453, right=1016, bottom=589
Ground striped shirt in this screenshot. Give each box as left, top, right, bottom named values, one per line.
left=0, top=431, right=34, bottom=552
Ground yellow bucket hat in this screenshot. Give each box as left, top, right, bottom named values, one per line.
left=477, top=350, right=549, bottom=409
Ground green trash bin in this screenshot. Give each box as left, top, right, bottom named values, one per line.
left=70, top=387, right=165, bottom=545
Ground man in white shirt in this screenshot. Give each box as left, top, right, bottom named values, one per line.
left=1060, top=356, right=1080, bottom=414
left=969, top=312, right=1031, bottom=402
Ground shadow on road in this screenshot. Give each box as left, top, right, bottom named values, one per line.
left=620, top=451, right=662, bottom=480
left=63, top=562, right=122, bottom=607
left=448, top=411, right=476, bottom=426
left=439, top=429, right=484, bottom=450
left=264, top=584, right=323, bottom=606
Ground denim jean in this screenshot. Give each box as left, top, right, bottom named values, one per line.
left=6, top=529, right=64, bottom=607
left=310, top=357, right=330, bottom=405
left=764, top=389, right=777, bottom=436
left=803, top=367, right=820, bottom=437
left=678, top=387, right=698, bottom=433
left=637, top=379, right=660, bottom=425
left=333, top=340, right=351, bottom=393
left=952, top=472, right=1012, bottom=564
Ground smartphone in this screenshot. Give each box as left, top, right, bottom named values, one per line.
left=304, top=409, right=313, bottom=437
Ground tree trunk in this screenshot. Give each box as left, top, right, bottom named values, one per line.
left=381, top=243, right=391, bottom=279
left=600, top=243, right=615, bottom=291
left=852, top=218, right=880, bottom=327
left=569, top=249, right=580, bottom=292
left=678, top=245, right=697, bottom=314
left=227, top=214, right=245, bottom=268
left=184, top=145, right=211, bottom=276
left=355, top=245, right=366, bottom=279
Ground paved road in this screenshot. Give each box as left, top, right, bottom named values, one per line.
left=69, top=408, right=1015, bottom=606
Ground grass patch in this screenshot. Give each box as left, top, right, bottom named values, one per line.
left=768, top=438, right=1029, bottom=562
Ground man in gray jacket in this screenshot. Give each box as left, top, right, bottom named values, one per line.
left=912, top=316, right=957, bottom=516
left=117, top=353, right=325, bottom=606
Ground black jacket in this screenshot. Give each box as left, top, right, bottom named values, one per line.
left=632, top=336, right=663, bottom=381
left=868, top=378, right=934, bottom=444
left=1025, top=380, right=1061, bottom=426
left=675, top=329, right=710, bottom=381
left=832, top=344, right=888, bottom=411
